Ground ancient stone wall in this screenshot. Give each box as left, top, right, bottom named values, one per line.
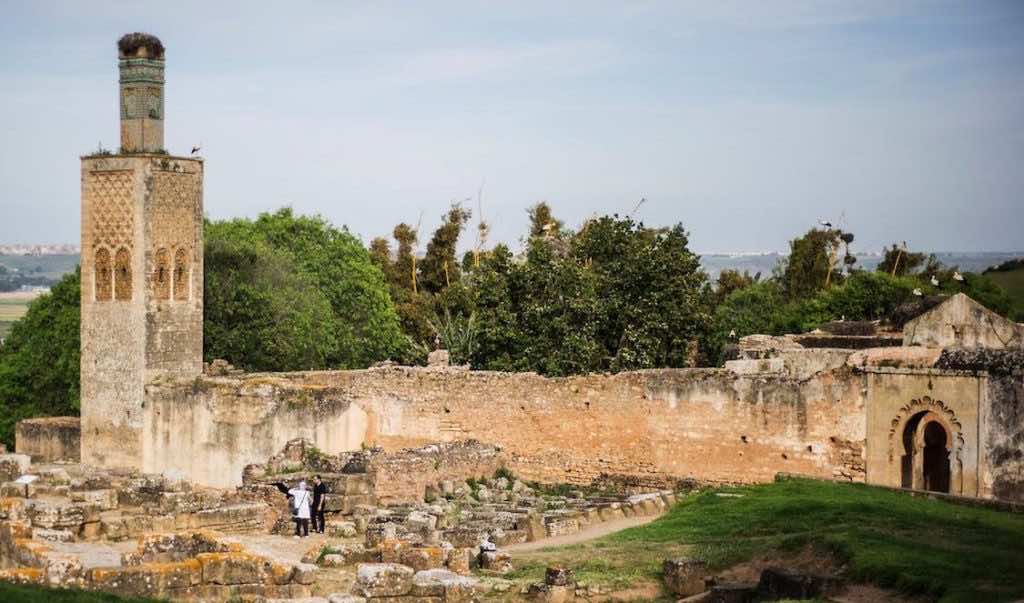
left=15, top=418, right=80, bottom=463
left=365, top=441, right=506, bottom=506
left=144, top=364, right=870, bottom=490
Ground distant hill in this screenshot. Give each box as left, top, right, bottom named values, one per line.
left=699, top=251, right=1024, bottom=278
left=2, top=251, right=1022, bottom=282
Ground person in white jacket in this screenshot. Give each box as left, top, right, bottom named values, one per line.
left=288, top=481, right=312, bottom=537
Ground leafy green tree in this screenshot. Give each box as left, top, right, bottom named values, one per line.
left=527, top=202, right=563, bottom=238
left=573, top=217, right=711, bottom=371
left=784, top=271, right=920, bottom=333
left=466, top=244, right=523, bottom=370
left=714, top=269, right=759, bottom=305
left=516, top=235, right=603, bottom=376
left=781, top=228, right=846, bottom=300
left=0, top=269, right=81, bottom=447
left=877, top=243, right=927, bottom=277
left=392, top=223, right=418, bottom=293
left=419, top=204, right=471, bottom=294
left=221, top=208, right=406, bottom=368
left=203, top=232, right=337, bottom=371
left=706, top=281, right=785, bottom=363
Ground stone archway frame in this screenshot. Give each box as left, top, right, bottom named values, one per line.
left=887, top=396, right=965, bottom=495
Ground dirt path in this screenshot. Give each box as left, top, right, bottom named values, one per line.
left=505, top=512, right=663, bottom=553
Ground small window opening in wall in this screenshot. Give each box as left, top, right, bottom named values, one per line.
left=94, top=247, right=112, bottom=301
left=114, top=247, right=132, bottom=300
left=740, top=435, right=749, bottom=443
left=173, top=247, right=189, bottom=301
left=153, top=247, right=170, bottom=300
left=806, top=445, right=814, bottom=453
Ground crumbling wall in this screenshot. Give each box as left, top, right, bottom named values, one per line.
left=142, top=376, right=368, bottom=488
left=365, top=441, right=506, bottom=505
left=16, top=417, right=80, bottom=463
left=146, top=365, right=869, bottom=489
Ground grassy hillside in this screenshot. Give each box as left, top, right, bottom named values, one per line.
left=985, top=264, right=1024, bottom=320
left=508, top=478, right=1024, bottom=602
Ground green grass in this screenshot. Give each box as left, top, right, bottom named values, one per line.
left=0, top=298, right=31, bottom=338
left=0, top=299, right=31, bottom=321
left=0, top=583, right=165, bottom=603
left=508, top=478, right=1024, bottom=603
left=986, top=265, right=1024, bottom=319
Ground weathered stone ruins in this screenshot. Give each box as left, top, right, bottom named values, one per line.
left=1, top=32, right=1022, bottom=602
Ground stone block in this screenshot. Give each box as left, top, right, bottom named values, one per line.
left=0, top=482, right=28, bottom=498
left=493, top=528, right=528, bottom=547
left=326, top=521, right=357, bottom=538
left=15, top=417, right=80, bottom=463
left=328, top=595, right=366, bottom=603
left=355, top=562, right=414, bottom=597
left=480, top=550, right=512, bottom=574
left=411, top=568, right=479, bottom=602
left=526, top=582, right=574, bottom=603
left=196, top=552, right=266, bottom=585
left=0, top=567, right=44, bottom=586
left=545, top=566, right=575, bottom=587
left=400, top=545, right=446, bottom=571
left=0, top=454, right=31, bottom=482
left=69, top=489, right=119, bottom=511
left=292, top=563, right=317, bottom=585
left=42, top=552, right=84, bottom=587
left=663, top=558, right=708, bottom=597
left=88, top=560, right=201, bottom=597
left=33, top=528, right=75, bottom=542
left=596, top=506, right=624, bottom=522
left=445, top=547, right=473, bottom=575
left=544, top=517, right=580, bottom=537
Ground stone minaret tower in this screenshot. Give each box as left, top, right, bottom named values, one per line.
left=80, top=33, right=203, bottom=469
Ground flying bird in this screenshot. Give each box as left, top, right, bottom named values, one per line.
left=190, top=145, right=201, bottom=155
left=818, top=219, right=832, bottom=229
left=953, top=271, right=964, bottom=282
left=913, top=288, right=923, bottom=296
left=930, top=276, right=940, bottom=287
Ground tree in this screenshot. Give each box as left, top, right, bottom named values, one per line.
left=877, top=243, right=926, bottom=277
left=714, top=269, right=759, bottom=305
left=706, top=281, right=785, bottom=364
left=418, top=204, right=471, bottom=294
left=204, top=232, right=337, bottom=372
left=392, top=223, right=418, bottom=293
left=527, top=202, right=563, bottom=238
left=572, top=217, right=711, bottom=371
left=466, top=244, right=522, bottom=371
left=232, top=208, right=407, bottom=368
left=0, top=269, right=80, bottom=447
left=781, top=228, right=846, bottom=300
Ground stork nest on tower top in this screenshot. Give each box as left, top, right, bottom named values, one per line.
left=118, top=33, right=165, bottom=59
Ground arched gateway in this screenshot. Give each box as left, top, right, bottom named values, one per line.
left=889, top=397, right=963, bottom=494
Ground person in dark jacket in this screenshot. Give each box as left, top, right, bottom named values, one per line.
left=311, top=475, right=328, bottom=534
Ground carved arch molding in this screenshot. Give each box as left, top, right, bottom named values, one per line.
left=888, top=396, right=965, bottom=494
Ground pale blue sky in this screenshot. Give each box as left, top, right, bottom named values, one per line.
left=1, top=1, right=1022, bottom=252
